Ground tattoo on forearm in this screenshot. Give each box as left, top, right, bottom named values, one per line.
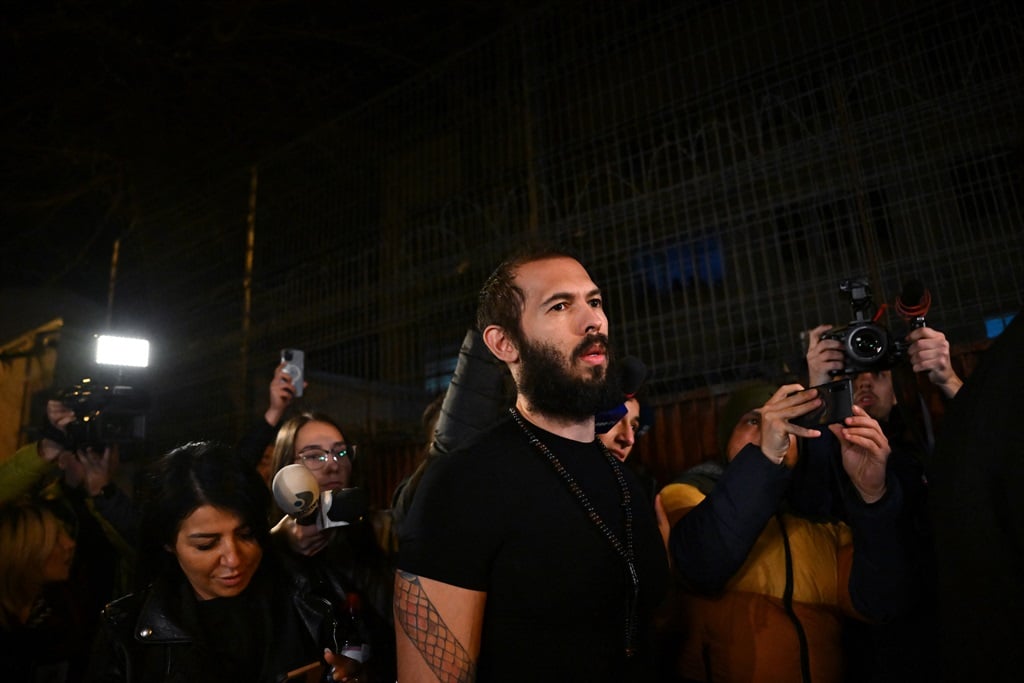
left=395, top=570, right=476, bottom=683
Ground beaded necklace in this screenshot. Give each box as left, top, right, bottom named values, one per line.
left=508, top=406, right=639, bottom=657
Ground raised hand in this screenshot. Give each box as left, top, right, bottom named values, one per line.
left=805, top=324, right=846, bottom=386
left=906, top=326, right=963, bottom=399
left=78, top=445, right=117, bottom=497
left=758, top=384, right=823, bottom=466
left=829, top=404, right=890, bottom=503
left=39, top=399, right=77, bottom=462
left=266, top=360, right=304, bottom=426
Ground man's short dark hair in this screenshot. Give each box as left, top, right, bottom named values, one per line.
left=475, top=244, right=580, bottom=347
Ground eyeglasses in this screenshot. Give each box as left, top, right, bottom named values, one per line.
left=296, top=445, right=357, bottom=470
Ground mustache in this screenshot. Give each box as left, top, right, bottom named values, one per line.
left=573, top=333, right=609, bottom=358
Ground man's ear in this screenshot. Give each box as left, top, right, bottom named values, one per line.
left=482, top=325, right=519, bottom=363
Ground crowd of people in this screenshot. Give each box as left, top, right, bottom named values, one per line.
left=1, top=244, right=1019, bottom=682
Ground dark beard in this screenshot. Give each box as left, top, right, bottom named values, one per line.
left=516, top=333, right=623, bottom=421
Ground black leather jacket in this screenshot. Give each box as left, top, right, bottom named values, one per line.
left=86, top=554, right=338, bottom=683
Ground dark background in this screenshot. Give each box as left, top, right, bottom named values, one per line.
left=2, top=0, right=1020, bottom=490
left=0, top=0, right=549, bottom=306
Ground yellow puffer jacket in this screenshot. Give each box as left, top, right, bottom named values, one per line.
left=658, top=481, right=861, bottom=683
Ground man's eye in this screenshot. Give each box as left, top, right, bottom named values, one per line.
left=550, top=302, right=567, bottom=312
left=589, top=298, right=603, bottom=308
left=196, top=542, right=216, bottom=551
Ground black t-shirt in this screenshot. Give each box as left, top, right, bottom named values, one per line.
left=399, top=416, right=669, bottom=682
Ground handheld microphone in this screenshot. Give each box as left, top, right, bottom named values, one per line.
left=272, top=463, right=320, bottom=525
left=895, top=279, right=931, bottom=330
left=271, top=463, right=368, bottom=529
left=594, top=355, right=648, bottom=434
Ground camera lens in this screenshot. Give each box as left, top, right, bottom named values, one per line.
left=848, top=325, right=885, bottom=361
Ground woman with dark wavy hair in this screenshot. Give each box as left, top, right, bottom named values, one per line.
left=87, top=441, right=359, bottom=683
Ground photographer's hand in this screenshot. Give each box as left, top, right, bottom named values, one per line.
left=38, top=437, right=66, bottom=464
left=79, top=445, right=116, bottom=497
left=272, top=514, right=331, bottom=556
left=46, top=399, right=77, bottom=431
left=830, top=405, right=890, bottom=504
left=806, top=324, right=845, bottom=386
left=38, top=399, right=77, bottom=463
left=759, top=384, right=823, bottom=466
left=906, top=327, right=963, bottom=399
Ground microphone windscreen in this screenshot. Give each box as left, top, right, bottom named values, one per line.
left=620, top=356, right=648, bottom=397
left=272, top=463, right=321, bottom=519
left=594, top=356, right=648, bottom=434
left=899, top=279, right=926, bottom=307
left=896, top=279, right=931, bottom=321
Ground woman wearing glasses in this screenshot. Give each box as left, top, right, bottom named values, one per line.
left=268, top=411, right=396, bottom=683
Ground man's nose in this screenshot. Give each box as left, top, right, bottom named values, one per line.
left=582, top=307, right=606, bottom=335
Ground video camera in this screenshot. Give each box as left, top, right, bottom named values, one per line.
left=820, top=277, right=911, bottom=376
left=55, top=379, right=149, bottom=450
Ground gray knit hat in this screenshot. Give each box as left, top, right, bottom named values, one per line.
left=716, top=381, right=778, bottom=458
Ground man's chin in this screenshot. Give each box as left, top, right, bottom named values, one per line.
left=573, top=361, right=607, bottom=381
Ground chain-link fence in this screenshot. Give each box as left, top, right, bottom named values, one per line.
left=111, top=0, right=1023, bottom=501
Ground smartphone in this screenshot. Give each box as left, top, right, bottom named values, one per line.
left=789, top=377, right=853, bottom=429
left=280, top=348, right=304, bottom=397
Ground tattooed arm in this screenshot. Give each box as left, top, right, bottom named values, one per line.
left=394, top=570, right=486, bottom=683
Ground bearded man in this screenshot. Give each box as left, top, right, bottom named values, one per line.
left=394, top=247, right=669, bottom=683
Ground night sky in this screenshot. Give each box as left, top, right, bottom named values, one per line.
left=0, top=1, right=548, bottom=304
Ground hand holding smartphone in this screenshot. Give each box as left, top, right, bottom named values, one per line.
left=788, top=377, right=854, bottom=429
left=281, top=348, right=305, bottom=398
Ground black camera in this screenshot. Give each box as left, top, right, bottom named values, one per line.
left=820, top=277, right=909, bottom=376
left=56, top=380, right=149, bottom=449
